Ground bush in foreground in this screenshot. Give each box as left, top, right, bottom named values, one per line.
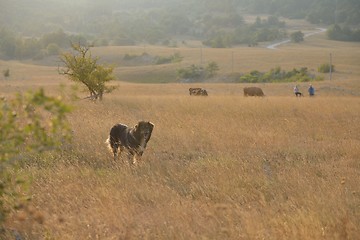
left=0, top=89, right=71, bottom=233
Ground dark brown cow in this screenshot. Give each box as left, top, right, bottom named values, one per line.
left=243, top=87, right=265, bottom=97
left=189, top=88, right=208, bottom=96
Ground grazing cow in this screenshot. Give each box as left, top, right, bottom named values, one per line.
left=106, top=121, right=154, bottom=164
left=189, top=88, right=202, bottom=95
left=189, top=88, right=208, bottom=96
left=243, top=87, right=265, bottom=97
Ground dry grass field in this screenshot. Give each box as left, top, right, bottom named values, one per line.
left=1, top=31, right=360, bottom=239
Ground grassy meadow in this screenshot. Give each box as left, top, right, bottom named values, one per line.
left=1, top=31, right=360, bottom=239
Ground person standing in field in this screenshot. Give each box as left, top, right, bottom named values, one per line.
left=294, top=85, right=302, bottom=97
left=308, top=84, right=315, bottom=97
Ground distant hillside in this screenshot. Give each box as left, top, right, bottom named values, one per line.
left=0, top=0, right=359, bottom=61
left=1, top=0, right=358, bottom=37
left=241, top=0, right=359, bottom=25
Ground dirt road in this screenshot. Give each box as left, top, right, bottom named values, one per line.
left=267, top=28, right=327, bottom=50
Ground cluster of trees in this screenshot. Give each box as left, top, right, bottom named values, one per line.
left=327, top=24, right=360, bottom=42
left=242, top=0, right=359, bottom=25
left=290, top=31, right=305, bottom=43
left=177, top=62, right=219, bottom=82
left=203, top=16, right=286, bottom=47
left=0, top=0, right=359, bottom=60
left=237, top=67, right=322, bottom=83
left=0, top=28, right=86, bottom=60
left=2, top=0, right=359, bottom=33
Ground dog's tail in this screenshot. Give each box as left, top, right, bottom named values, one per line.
left=105, top=137, right=113, bottom=152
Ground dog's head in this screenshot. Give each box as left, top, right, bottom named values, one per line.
left=133, top=121, right=154, bottom=143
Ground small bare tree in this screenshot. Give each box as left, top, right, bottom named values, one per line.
left=59, top=43, right=115, bottom=100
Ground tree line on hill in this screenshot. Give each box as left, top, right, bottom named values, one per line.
left=237, top=67, right=323, bottom=83
left=241, top=0, right=359, bottom=25
left=326, top=24, right=360, bottom=41
left=1, top=0, right=359, bottom=33
left=0, top=28, right=86, bottom=60
left=0, top=0, right=359, bottom=60
left=202, top=16, right=286, bottom=47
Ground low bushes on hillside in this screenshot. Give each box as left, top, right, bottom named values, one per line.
left=318, top=63, right=335, bottom=73
left=123, top=52, right=183, bottom=65
left=327, top=24, right=360, bottom=42
left=155, top=52, right=183, bottom=65
left=203, top=16, right=287, bottom=48
left=123, top=52, right=149, bottom=61
left=177, top=61, right=219, bottom=82
left=237, top=67, right=323, bottom=83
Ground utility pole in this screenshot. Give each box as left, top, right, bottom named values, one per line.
left=329, top=53, right=333, bottom=80
left=231, top=51, right=234, bottom=74
left=335, top=0, right=338, bottom=24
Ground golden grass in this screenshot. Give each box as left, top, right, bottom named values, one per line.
left=1, top=34, right=360, bottom=239
left=4, top=83, right=360, bottom=239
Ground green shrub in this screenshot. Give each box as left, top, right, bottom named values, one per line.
left=177, top=64, right=204, bottom=80
left=205, top=61, right=219, bottom=77
left=237, top=67, right=320, bottom=83
left=290, top=31, right=304, bottom=43
left=123, top=53, right=137, bottom=61
left=46, top=43, right=60, bottom=55
left=2, top=69, right=10, bottom=78
left=155, top=52, right=183, bottom=65
left=318, top=63, right=335, bottom=73
left=0, top=89, right=72, bottom=227
left=238, top=70, right=262, bottom=83
left=177, top=61, right=219, bottom=81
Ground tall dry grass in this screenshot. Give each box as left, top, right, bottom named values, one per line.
left=6, top=84, right=360, bottom=239
left=1, top=32, right=360, bottom=238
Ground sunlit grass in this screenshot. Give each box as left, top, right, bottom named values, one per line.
left=6, top=85, right=360, bottom=239
left=1, top=30, right=360, bottom=239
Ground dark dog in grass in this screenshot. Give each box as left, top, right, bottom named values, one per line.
left=106, top=121, right=154, bottom=164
